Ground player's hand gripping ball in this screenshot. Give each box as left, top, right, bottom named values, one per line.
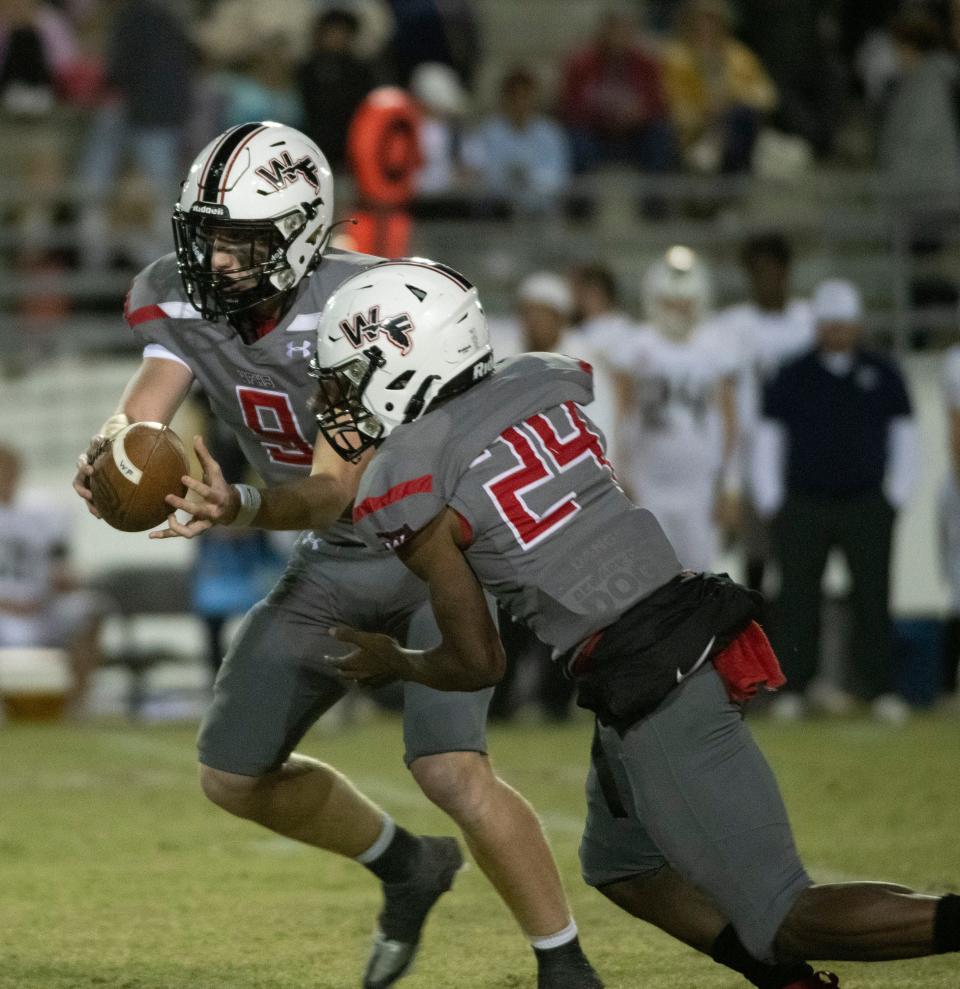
left=89, top=422, right=189, bottom=531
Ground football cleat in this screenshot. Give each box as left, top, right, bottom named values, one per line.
left=783, top=973, right=840, bottom=989
left=536, top=957, right=605, bottom=989
left=535, top=938, right=605, bottom=989
left=362, top=835, right=464, bottom=989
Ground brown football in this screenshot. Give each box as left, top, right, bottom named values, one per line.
left=90, top=422, right=189, bottom=532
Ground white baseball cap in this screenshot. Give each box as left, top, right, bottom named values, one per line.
left=518, top=272, right=573, bottom=317
left=812, top=279, right=863, bottom=323
left=410, top=62, right=468, bottom=116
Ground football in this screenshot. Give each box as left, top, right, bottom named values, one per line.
left=89, top=422, right=189, bottom=532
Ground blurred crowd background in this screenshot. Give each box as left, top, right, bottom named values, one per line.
left=3, top=0, right=960, bottom=725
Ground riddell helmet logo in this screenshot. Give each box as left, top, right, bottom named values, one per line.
left=339, top=306, right=415, bottom=355
left=254, top=151, right=321, bottom=193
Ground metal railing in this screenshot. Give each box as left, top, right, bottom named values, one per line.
left=2, top=167, right=959, bottom=371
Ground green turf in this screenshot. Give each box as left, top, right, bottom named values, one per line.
left=1, top=709, right=958, bottom=988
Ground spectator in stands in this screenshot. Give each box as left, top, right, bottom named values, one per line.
left=878, top=10, right=960, bottom=208
left=297, top=7, right=378, bottom=171
left=0, top=0, right=79, bottom=116
left=753, top=280, right=919, bottom=724
left=385, top=0, right=480, bottom=90
left=196, top=0, right=314, bottom=66
left=558, top=6, right=677, bottom=174
left=215, top=33, right=304, bottom=131
left=736, top=0, right=844, bottom=157
left=462, top=67, right=571, bottom=215
left=647, top=0, right=686, bottom=34
left=76, top=0, right=193, bottom=270
left=662, top=0, right=777, bottom=173
left=0, top=0, right=80, bottom=275
left=718, top=232, right=815, bottom=591
left=938, top=345, right=960, bottom=704
left=0, top=444, right=106, bottom=711
left=409, top=61, right=469, bottom=200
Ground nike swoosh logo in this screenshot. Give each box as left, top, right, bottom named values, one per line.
left=677, top=635, right=716, bottom=683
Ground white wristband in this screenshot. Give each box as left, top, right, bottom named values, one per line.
left=229, top=484, right=262, bottom=527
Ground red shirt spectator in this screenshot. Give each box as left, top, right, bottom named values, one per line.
left=560, top=33, right=668, bottom=137
left=558, top=9, right=676, bottom=174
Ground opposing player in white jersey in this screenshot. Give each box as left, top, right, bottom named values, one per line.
left=601, top=246, right=739, bottom=571
left=717, top=233, right=815, bottom=590
left=302, top=259, right=959, bottom=989
left=71, top=122, right=603, bottom=989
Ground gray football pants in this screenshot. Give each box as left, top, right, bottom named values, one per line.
left=198, top=535, right=492, bottom=775
left=580, top=665, right=811, bottom=962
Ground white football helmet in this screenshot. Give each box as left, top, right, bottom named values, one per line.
left=642, top=245, right=713, bottom=339
left=172, top=121, right=334, bottom=341
left=310, top=259, right=493, bottom=461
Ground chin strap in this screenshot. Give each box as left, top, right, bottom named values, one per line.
left=403, top=375, right=440, bottom=423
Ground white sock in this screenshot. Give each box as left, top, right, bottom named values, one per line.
left=353, top=813, right=396, bottom=865
left=530, top=918, right=578, bottom=951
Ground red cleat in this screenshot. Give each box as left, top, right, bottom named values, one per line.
left=783, top=974, right=840, bottom=989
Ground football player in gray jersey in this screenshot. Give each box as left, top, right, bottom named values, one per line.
left=71, top=123, right=603, bottom=989
left=297, top=259, right=960, bottom=989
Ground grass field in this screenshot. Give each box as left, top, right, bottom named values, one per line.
left=1, top=709, right=958, bottom=989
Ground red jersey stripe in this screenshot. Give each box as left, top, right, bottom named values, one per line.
left=353, top=474, right=433, bottom=524
left=126, top=304, right=168, bottom=328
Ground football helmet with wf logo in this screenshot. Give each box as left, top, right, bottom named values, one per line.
left=310, top=259, right=493, bottom=461
left=172, top=121, right=334, bottom=342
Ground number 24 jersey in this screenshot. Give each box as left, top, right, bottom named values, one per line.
left=352, top=354, right=682, bottom=654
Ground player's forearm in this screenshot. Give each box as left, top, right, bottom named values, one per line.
left=400, top=639, right=506, bottom=691
left=249, top=473, right=353, bottom=531
left=116, top=358, right=193, bottom=426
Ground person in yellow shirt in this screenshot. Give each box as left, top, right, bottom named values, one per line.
left=663, top=0, right=776, bottom=173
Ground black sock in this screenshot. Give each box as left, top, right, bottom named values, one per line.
left=711, top=924, right=813, bottom=989
left=362, top=824, right=422, bottom=884
left=934, top=894, right=960, bottom=953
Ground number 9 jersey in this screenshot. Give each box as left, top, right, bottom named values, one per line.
left=124, top=247, right=379, bottom=545
left=352, top=353, right=682, bottom=653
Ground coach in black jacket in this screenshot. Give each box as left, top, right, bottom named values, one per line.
left=752, top=279, right=919, bottom=722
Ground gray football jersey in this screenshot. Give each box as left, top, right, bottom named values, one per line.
left=352, top=354, right=682, bottom=652
left=125, top=247, right=380, bottom=546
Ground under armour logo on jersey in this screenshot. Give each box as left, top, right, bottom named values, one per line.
left=254, top=151, right=321, bottom=193
left=301, top=532, right=323, bottom=551
left=338, top=306, right=415, bottom=355
left=287, top=340, right=312, bottom=359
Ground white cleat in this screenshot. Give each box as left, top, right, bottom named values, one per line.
left=769, top=693, right=807, bottom=722
left=871, top=693, right=911, bottom=726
